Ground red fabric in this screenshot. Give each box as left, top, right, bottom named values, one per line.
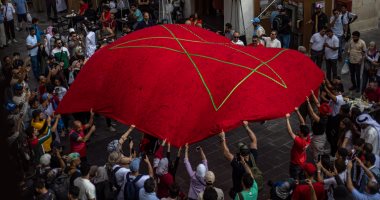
left=154, top=145, right=164, bottom=160
left=291, top=136, right=311, bottom=165
left=157, top=173, right=174, bottom=198
left=56, top=24, right=324, bottom=147
left=292, top=182, right=326, bottom=200
left=364, top=87, right=380, bottom=102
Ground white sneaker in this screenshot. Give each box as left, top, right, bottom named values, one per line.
left=13, top=39, right=18, bottom=43
left=109, top=126, right=116, bottom=132
left=15, top=27, right=20, bottom=31
left=7, top=40, right=12, bottom=44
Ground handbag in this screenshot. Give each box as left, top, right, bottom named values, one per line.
left=341, top=59, right=349, bottom=74
left=27, top=13, right=32, bottom=23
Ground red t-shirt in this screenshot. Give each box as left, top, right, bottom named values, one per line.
left=79, top=3, right=89, bottom=16
left=291, top=136, right=310, bottom=165
left=364, top=87, right=380, bottom=102
left=292, top=182, right=326, bottom=200
left=69, top=126, right=86, bottom=157
left=156, top=173, right=174, bottom=198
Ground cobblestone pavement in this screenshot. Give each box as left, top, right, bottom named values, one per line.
left=2, top=10, right=380, bottom=199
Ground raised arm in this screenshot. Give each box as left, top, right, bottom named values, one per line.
left=286, top=114, right=296, bottom=140
left=311, top=90, right=320, bottom=107
left=51, top=114, right=61, bottom=133
left=77, top=125, right=96, bottom=143
left=84, top=108, right=95, bottom=129
left=306, top=97, right=320, bottom=122
left=324, top=84, right=337, bottom=102
left=240, top=155, right=254, bottom=178
left=119, top=125, right=135, bottom=146
left=199, top=146, right=206, bottom=161
left=295, top=107, right=306, bottom=125
left=219, top=131, right=234, bottom=162
left=306, top=179, right=317, bottom=200
left=355, top=157, right=376, bottom=180
left=144, top=156, right=154, bottom=177
left=243, top=121, right=257, bottom=149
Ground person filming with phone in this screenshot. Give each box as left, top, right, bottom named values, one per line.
left=219, top=121, right=260, bottom=199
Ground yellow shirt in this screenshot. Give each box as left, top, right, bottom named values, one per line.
left=31, top=119, right=52, bottom=153
left=348, top=39, right=366, bottom=64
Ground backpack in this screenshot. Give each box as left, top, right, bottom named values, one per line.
left=106, top=165, right=122, bottom=198
left=342, top=13, right=353, bottom=41
left=249, top=154, right=264, bottom=191
left=50, top=172, right=70, bottom=200
left=272, top=15, right=283, bottom=32
left=124, top=173, right=143, bottom=200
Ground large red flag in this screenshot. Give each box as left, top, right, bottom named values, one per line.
left=56, top=24, right=324, bottom=147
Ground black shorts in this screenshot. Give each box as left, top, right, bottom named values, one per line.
left=17, top=14, right=27, bottom=22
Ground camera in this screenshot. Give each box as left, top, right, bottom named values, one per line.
left=196, top=146, right=201, bottom=152
left=141, top=152, right=147, bottom=159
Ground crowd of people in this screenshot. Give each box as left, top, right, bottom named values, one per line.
left=2, top=0, right=380, bottom=200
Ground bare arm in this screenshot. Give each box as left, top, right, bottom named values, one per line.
left=51, top=114, right=61, bottom=133
left=355, top=157, right=376, bottom=180
left=306, top=97, right=320, bottom=122
left=243, top=121, right=257, bottom=149
left=84, top=109, right=94, bottom=129
left=324, top=84, right=337, bottom=102
left=286, top=114, right=296, bottom=140
left=199, top=147, right=206, bottom=161
left=311, top=90, right=320, bottom=107
left=77, top=125, right=96, bottom=142
left=144, top=156, right=154, bottom=177
left=295, top=107, right=305, bottom=125
left=219, top=131, right=234, bottom=162
left=306, top=179, right=318, bottom=200
left=119, top=125, right=135, bottom=146
left=240, top=155, right=254, bottom=178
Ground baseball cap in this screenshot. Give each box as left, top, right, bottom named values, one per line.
left=42, top=93, right=49, bottom=101
left=40, top=153, right=52, bottom=166
left=130, top=157, right=141, bottom=172
left=67, top=152, right=80, bottom=162
left=315, top=4, right=323, bottom=9
left=277, top=5, right=283, bottom=10
left=251, top=17, right=260, bottom=23
left=302, top=163, right=316, bottom=175
left=238, top=142, right=250, bottom=156
left=205, top=171, right=215, bottom=184
left=69, top=28, right=75, bottom=33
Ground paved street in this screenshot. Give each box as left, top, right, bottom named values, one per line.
left=2, top=10, right=380, bottom=200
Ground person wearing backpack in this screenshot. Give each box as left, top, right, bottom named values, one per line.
left=219, top=121, right=262, bottom=199
left=273, top=8, right=291, bottom=48
left=139, top=177, right=159, bottom=200
left=107, top=151, right=132, bottom=200
left=124, top=155, right=154, bottom=200
left=341, top=5, right=358, bottom=43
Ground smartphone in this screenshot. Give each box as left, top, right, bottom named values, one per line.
left=141, top=152, right=147, bottom=159
left=317, top=155, right=321, bottom=162
left=196, top=146, right=201, bottom=152
left=236, top=153, right=241, bottom=161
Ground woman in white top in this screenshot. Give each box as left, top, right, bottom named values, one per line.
left=337, top=118, right=358, bottom=152
left=365, top=41, right=380, bottom=86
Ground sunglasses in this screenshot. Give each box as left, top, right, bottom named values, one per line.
left=234, top=36, right=240, bottom=38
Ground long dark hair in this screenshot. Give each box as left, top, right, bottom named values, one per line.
left=337, top=118, right=356, bottom=148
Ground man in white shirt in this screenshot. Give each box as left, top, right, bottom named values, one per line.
left=231, top=31, right=244, bottom=46
left=330, top=8, right=346, bottom=60
left=356, top=114, right=380, bottom=156
left=324, top=28, right=339, bottom=81
left=262, top=30, right=281, bottom=48
left=26, top=27, right=40, bottom=79
left=341, top=5, right=357, bottom=41
left=309, top=26, right=327, bottom=68
left=74, top=164, right=96, bottom=200
left=2, top=0, right=17, bottom=44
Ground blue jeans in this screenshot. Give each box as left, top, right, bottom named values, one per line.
left=30, top=55, right=40, bottom=79
left=278, top=33, right=291, bottom=48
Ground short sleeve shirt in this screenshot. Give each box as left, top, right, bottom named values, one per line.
left=351, top=188, right=380, bottom=200
left=14, top=0, right=27, bottom=14
left=348, top=39, right=366, bottom=64
left=329, top=94, right=345, bottom=117
left=134, top=9, right=143, bottom=22
left=310, top=33, right=325, bottom=51
left=312, top=116, right=328, bottom=135
left=290, top=136, right=310, bottom=165
left=330, top=15, right=345, bottom=36
left=292, top=182, right=326, bottom=200
left=325, top=35, right=339, bottom=59
left=26, top=35, right=38, bottom=56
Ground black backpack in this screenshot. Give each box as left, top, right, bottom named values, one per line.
left=124, top=173, right=143, bottom=200
left=50, top=172, right=70, bottom=200
left=273, top=15, right=283, bottom=32
left=106, top=165, right=122, bottom=198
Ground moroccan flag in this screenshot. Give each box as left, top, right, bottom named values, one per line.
left=56, top=24, right=324, bottom=147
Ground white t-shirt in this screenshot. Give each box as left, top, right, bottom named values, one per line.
left=342, top=12, right=356, bottom=25
left=329, top=94, right=345, bottom=117
left=86, top=31, right=97, bottom=58
left=26, top=35, right=38, bottom=56
left=74, top=177, right=96, bottom=200
left=263, top=37, right=282, bottom=48
left=2, top=3, right=15, bottom=21
left=54, top=86, right=67, bottom=101
left=324, top=35, right=339, bottom=59
left=361, top=126, right=380, bottom=156
left=310, top=32, right=325, bottom=51
left=231, top=40, right=244, bottom=46
left=330, top=15, right=346, bottom=37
